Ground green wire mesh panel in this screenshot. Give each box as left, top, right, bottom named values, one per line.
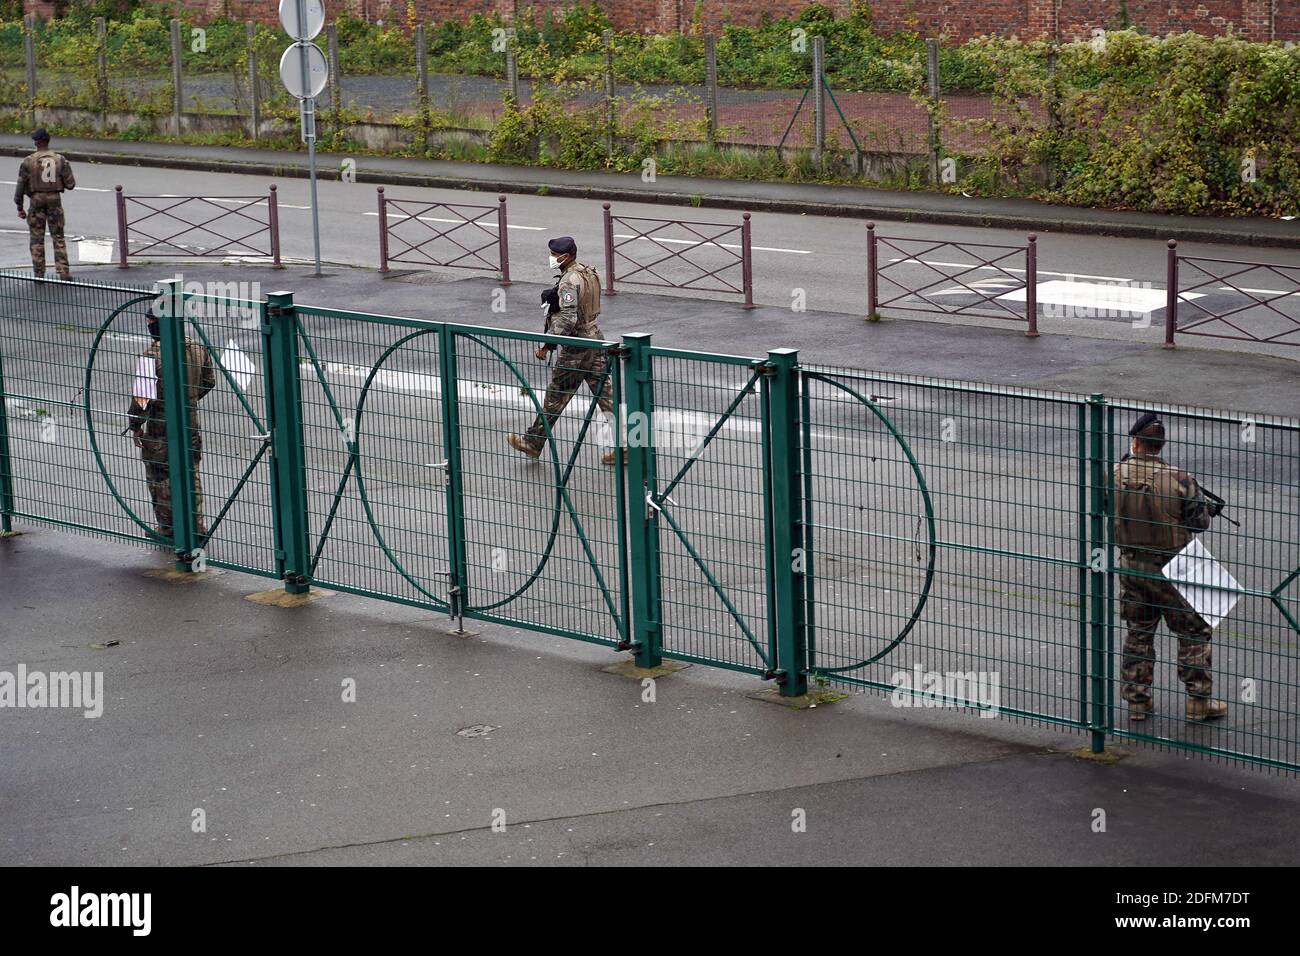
left=294, top=308, right=452, bottom=609
left=450, top=329, right=627, bottom=645
left=648, top=349, right=773, bottom=674
left=177, top=292, right=278, bottom=577
left=1106, top=401, right=1300, bottom=771
left=0, top=272, right=164, bottom=545
left=800, top=366, right=1089, bottom=727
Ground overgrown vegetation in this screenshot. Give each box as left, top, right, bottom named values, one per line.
left=2, top=4, right=1295, bottom=216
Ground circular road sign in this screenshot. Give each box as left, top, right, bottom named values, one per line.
left=279, top=42, right=328, bottom=99
left=279, top=0, right=325, bottom=41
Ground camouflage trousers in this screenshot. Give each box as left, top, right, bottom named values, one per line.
left=28, top=201, right=69, bottom=278
left=1118, top=557, right=1213, bottom=704
left=140, top=434, right=207, bottom=540
left=524, top=346, right=615, bottom=451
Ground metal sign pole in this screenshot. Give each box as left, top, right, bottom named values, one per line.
left=296, top=0, right=322, bottom=276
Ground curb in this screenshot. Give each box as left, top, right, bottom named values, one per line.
left=5, top=142, right=1297, bottom=250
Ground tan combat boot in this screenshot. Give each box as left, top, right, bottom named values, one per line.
left=506, top=434, right=541, bottom=459
left=1128, top=701, right=1153, bottom=722
left=1186, top=697, right=1228, bottom=721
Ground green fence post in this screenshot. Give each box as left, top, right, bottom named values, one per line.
left=767, top=348, right=808, bottom=697
left=157, top=278, right=199, bottom=570
left=1087, top=393, right=1108, bottom=753
left=438, top=324, right=470, bottom=631
left=0, top=343, right=15, bottom=534
left=266, top=291, right=311, bottom=594
left=622, top=332, right=663, bottom=669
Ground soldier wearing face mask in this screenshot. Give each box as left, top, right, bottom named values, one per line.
left=507, top=236, right=618, bottom=466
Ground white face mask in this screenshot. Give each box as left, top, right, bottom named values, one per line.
left=548, top=255, right=561, bottom=270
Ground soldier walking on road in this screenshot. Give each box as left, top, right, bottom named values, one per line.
left=1112, top=413, right=1227, bottom=723
left=127, top=309, right=216, bottom=540
left=507, top=236, right=619, bottom=465
left=14, top=129, right=75, bottom=281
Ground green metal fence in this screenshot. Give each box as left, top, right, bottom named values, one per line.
left=2, top=272, right=1297, bottom=772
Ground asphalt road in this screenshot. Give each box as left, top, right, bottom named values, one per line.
left=3, top=159, right=1299, bottom=359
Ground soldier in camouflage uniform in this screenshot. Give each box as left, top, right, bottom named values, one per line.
left=127, top=309, right=216, bottom=540
left=507, top=236, right=618, bottom=465
left=14, top=129, right=75, bottom=280
left=1112, top=413, right=1227, bottom=723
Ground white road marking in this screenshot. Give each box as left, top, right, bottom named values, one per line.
left=0, top=180, right=112, bottom=193
left=362, top=211, right=544, bottom=230
left=1216, top=285, right=1300, bottom=297
left=998, top=279, right=1204, bottom=313
left=889, top=257, right=1131, bottom=283
left=616, top=234, right=811, bottom=254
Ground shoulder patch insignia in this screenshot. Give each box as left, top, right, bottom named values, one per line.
left=559, top=288, right=577, bottom=306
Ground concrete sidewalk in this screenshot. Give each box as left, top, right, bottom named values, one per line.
left=3, top=530, right=1299, bottom=867
left=2, top=133, right=1296, bottom=249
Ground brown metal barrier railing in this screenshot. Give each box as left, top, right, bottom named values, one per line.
left=866, top=223, right=1038, bottom=336
left=377, top=188, right=511, bottom=284
left=1164, top=241, right=1300, bottom=348
left=115, top=185, right=281, bottom=267
left=602, top=203, right=754, bottom=308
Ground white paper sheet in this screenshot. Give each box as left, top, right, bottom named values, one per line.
left=1163, top=538, right=1244, bottom=629
left=132, top=355, right=157, bottom=402
left=220, top=339, right=255, bottom=393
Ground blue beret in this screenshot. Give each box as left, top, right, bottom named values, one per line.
left=548, top=236, right=577, bottom=256
left=1129, top=412, right=1164, bottom=440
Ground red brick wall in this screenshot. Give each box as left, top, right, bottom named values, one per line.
left=21, top=0, right=1296, bottom=42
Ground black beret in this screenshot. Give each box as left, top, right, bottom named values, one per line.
left=547, top=236, right=577, bottom=256
left=32, top=128, right=48, bottom=142
left=1129, top=412, right=1165, bottom=440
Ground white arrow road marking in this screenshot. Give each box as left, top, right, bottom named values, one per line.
left=362, top=212, right=544, bottom=230
left=999, top=279, right=1205, bottom=313
left=888, top=258, right=1132, bottom=283
left=616, top=234, right=811, bottom=254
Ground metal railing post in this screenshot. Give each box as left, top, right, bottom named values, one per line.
left=115, top=186, right=130, bottom=268
left=1026, top=233, right=1039, bottom=337
left=866, top=221, right=879, bottom=320
left=329, top=21, right=343, bottom=141
left=496, top=194, right=511, bottom=285
left=926, top=37, right=941, bottom=185
left=414, top=23, right=429, bottom=154
left=377, top=187, right=389, bottom=273
left=603, top=202, right=616, bottom=295
left=156, top=277, right=199, bottom=569
left=95, top=16, right=108, bottom=123
left=0, top=344, right=15, bottom=534
left=622, top=332, right=662, bottom=669
left=23, top=14, right=35, bottom=129
left=268, top=184, right=282, bottom=268
left=1164, top=240, right=1178, bottom=348
left=246, top=22, right=260, bottom=143
left=1087, top=393, right=1108, bottom=754
left=767, top=348, right=808, bottom=697
left=704, top=34, right=718, bottom=145
left=603, top=28, right=615, bottom=157
left=169, top=18, right=183, bottom=136
left=741, top=212, right=754, bottom=309
left=265, top=291, right=311, bottom=594
left=812, top=36, right=825, bottom=170
left=437, top=324, right=471, bottom=633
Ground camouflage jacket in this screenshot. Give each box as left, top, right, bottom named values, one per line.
left=14, top=149, right=75, bottom=209
left=127, top=339, right=216, bottom=440
left=545, top=260, right=602, bottom=342
left=1111, top=453, right=1211, bottom=561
